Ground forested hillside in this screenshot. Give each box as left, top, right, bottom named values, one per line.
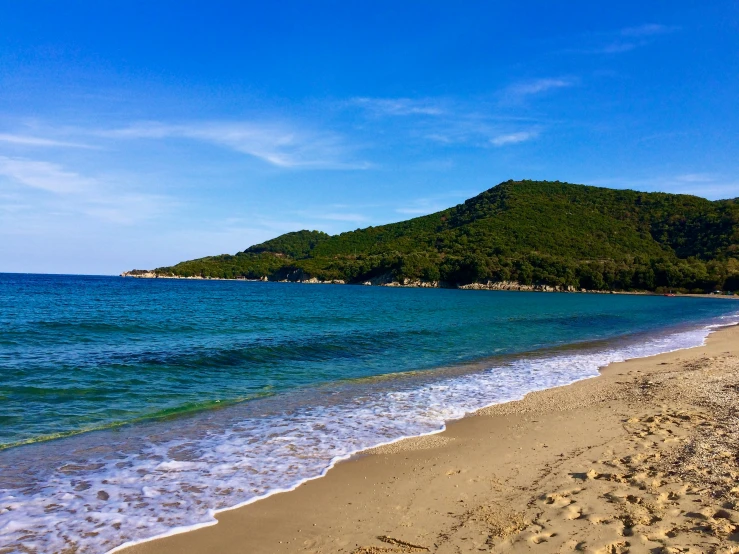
left=141, top=180, right=739, bottom=293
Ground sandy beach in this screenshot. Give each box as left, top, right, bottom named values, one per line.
left=124, top=324, right=739, bottom=554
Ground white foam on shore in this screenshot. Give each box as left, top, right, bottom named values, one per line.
left=1, top=316, right=737, bottom=554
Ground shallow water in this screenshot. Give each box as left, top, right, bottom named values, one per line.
left=0, top=274, right=737, bottom=552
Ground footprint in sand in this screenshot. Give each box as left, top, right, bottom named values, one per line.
left=543, top=493, right=574, bottom=508
left=594, top=540, right=630, bottom=554
left=527, top=531, right=557, bottom=545
left=583, top=513, right=611, bottom=525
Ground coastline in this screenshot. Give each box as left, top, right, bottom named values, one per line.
left=122, top=323, right=739, bottom=554
left=120, top=272, right=739, bottom=298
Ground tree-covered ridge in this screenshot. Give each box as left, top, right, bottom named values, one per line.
left=245, top=230, right=330, bottom=258
left=152, top=180, right=739, bottom=293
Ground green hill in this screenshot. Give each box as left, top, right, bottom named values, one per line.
left=144, top=180, right=739, bottom=293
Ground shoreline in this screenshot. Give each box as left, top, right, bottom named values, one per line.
left=6, top=282, right=738, bottom=553
left=122, top=322, right=739, bottom=554
left=120, top=272, right=739, bottom=299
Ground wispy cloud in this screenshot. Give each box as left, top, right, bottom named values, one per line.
left=506, top=78, right=574, bottom=97
left=490, top=130, right=538, bottom=146
left=366, top=99, right=549, bottom=148
left=422, top=122, right=498, bottom=146
left=620, top=24, right=679, bottom=37
left=578, top=23, right=680, bottom=55
left=0, top=156, right=170, bottom=223
left=352, top=97, right=445, bottom=116
left=420, top=119, right=544, bottom=148
left=598, top=42, right=639, bottom=54
left=102, top=121, right=367, bottom=169
left=500, top=78, right=576, bottom=107
left=0, top=133, right=94, bottom=149
left=0, top=156, right=95, bottom=193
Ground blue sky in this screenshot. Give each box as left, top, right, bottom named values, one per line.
left=1, top=1, right=737, bottom=274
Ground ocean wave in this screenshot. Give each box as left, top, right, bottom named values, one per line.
left=2, top=315, right=737, bottom=554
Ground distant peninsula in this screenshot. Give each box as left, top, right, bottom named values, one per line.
left=123, top=180, right=739, bottom=294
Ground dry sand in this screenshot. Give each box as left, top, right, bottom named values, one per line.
left=125, top=324, right=739, bottom=554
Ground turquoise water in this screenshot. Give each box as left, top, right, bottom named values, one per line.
left=0, top=273, right=737, bottom=553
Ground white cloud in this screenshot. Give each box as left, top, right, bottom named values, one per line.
left=490, top=131, right=538, bottom=146
left=0, top=133, right=94, bottom=149
left=102, top=121, right=367, bottom=169
left=0, top=156, right=170, bottom=224
left=0, top=156, right=96, bottom=193
left=576, top=23, right=680, bottom=55
left=424, top=133, right=454, bottom=144
left=350, top=95, right=549, bottom=149
left=599, top=42, right=639, bottom=54
left=407, top=111, right=542, bottom=147
left=507, top=78, right=574, bottom=97
left=352, top=97, right=444, bottom=116
left=621, top=24, right=678, bottom=37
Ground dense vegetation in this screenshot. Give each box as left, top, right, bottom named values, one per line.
left=152, top=181, right=739, bottom=293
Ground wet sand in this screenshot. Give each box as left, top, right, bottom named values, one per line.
left=125, top=324, right=739, bottom=554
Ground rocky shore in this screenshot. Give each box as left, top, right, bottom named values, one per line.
left=120, top=271, right=592, bottom=292
left=120, top=271, right=738, bottom=297
left=120, top=271, right=346, bottom=284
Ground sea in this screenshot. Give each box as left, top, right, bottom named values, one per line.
left=1, top=273, right=737, bottom=553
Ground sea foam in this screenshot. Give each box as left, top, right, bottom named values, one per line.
left=1, top=317, right=737, bottom=554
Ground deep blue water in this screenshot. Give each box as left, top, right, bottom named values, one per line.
left=0, top=273, right=737, bottom=553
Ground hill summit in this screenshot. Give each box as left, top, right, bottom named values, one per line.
left=127, top=180, right=739, bottom=293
